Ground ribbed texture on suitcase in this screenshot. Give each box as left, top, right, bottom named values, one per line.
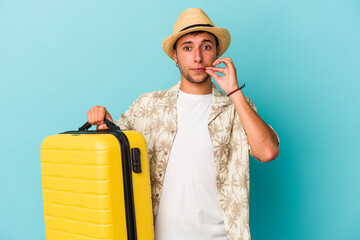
left=41, top=131, right=154, bottom=240
left=41, top=134, right=126, bottom=239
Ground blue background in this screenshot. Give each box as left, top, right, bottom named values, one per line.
left=1, top=0, right=359, bottom=239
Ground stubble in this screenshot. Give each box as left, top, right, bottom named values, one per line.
left=178, top=63, right=211, bottom=84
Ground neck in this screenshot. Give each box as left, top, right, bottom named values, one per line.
left=179, top=77, right=212, bottom=95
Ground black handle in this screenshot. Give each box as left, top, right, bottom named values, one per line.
left=78, top=119, right=120, bottom=131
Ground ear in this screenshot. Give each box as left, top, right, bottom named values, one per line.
left=173, top=49, right=178, bottom=63
left=216, top=45, right=220, bottom=57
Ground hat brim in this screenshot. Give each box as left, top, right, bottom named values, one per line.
left=162, top=27, right=231, bottom=60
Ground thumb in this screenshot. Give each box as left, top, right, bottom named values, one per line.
left=97, top=123, right=108, bottom=130
left=205, top=69, right=221, bottom=83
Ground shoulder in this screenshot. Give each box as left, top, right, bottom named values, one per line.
left=134, top=83, right=179, bottom=104
left=134, top=89, right=169, bottom=104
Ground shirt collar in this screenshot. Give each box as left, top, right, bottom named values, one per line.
left=165, top=81, right=232, bottom=107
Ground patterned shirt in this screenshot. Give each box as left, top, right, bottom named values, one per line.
left=115, top=81, right=279, bottom=240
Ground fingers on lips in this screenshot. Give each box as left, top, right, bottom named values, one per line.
left=206, top=67, right=225, bottom=73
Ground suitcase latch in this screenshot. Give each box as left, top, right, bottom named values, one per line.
left=131, top=148, right=142, bottom=173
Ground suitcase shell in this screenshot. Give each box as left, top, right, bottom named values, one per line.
left=40, top=129, right=154, bottom=240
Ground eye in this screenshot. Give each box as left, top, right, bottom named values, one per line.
left=203, top=45, right=212, bottom=50
left=183, top=46, right=191, bottom=51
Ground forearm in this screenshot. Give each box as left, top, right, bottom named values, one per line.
left=206, top=57, right=279, bottom=161
left=230, top=90, right=279, bottom=162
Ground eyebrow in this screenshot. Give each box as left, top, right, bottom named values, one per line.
left=180, top=39, right=214, bottom=46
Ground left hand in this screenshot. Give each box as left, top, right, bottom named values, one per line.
left=205, top=57, right=240, bottom=94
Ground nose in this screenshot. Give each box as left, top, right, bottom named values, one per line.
left=194, top=47, right=202, bottom=62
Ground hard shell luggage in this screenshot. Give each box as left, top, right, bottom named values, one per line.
left=40, top=120, right=154, bottom=240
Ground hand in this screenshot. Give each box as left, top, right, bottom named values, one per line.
left=205, top=57, right=240, bottom=94
left=86, top=106, right=113, bottom=130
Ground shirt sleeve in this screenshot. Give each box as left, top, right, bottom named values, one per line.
left=113, top=97, right=141, bottom=131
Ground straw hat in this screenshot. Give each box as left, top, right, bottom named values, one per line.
left=162, top=8, right=231, bottom=60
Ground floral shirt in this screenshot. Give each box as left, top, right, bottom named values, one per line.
left=115, top=81, right=279, bottom=240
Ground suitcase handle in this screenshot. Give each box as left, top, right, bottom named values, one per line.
left=78, top=119, right=121, bottom=131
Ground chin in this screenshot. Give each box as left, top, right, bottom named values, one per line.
left=186, top=75, right=211, bottom=84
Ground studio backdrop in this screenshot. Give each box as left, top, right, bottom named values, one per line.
left=0, top=0, right=359, bottom=239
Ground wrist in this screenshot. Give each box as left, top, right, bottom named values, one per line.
left=227, top=83, right=246, bottom=97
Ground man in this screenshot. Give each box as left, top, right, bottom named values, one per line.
left=87, top=8, right=279, bottom=240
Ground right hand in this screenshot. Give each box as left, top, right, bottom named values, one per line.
left=86, top=106, right=114, bottom=130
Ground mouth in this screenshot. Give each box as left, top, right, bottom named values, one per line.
left=191, top=68, right=206, bottom=72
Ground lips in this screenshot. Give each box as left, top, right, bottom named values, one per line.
left=191, top=68, right=206, bottom=72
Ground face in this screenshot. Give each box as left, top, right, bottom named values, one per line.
left=173, top=32, right=219, bottom=84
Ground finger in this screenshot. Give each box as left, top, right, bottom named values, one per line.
left=94, top=106, right=106, bottom=125
left=221, top=57, right=233, bottom=63
left=88, top=108, right=96, bottom=124
left=213, top=57, right=231, bottom=64
left=206, top=67, right=225, bottom=73
left=88, top=106, right=102, bottom=125
left=97, top=123, right=108, bottom=130
left=213, top=58, right=232, bottom=67
left=205, top=69, right=221, bottom=82
left=92, top=107, right=100, bottom=125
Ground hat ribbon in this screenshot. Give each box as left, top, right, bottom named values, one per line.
left=180, top=24, right=214, bottom=32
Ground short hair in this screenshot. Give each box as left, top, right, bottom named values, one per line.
left=173, top=31, right=219, bottom=51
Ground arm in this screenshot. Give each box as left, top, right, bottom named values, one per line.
left=206, top=57, right=279, bottom=162
left=229, top=89, right=279, bottom=162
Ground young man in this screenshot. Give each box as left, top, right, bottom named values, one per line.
left=87, top=8, right=279, bottom=240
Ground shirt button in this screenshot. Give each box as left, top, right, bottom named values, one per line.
left=164, top=151, right=168, bottom=155
left=159, top=173, right=162, bottom=177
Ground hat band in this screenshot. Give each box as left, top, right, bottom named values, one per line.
left=180, top=24, right=214, bottom=32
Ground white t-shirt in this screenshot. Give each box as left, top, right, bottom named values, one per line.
left=154, top=90, right=227, bottom=240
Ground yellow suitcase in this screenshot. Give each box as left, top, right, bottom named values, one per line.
left=40, top=120, right=154, bottom=240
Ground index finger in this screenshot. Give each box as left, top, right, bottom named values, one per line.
left=213, top=58, right=233, bottom=67
left=205, top=66, right=225, bottom=73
